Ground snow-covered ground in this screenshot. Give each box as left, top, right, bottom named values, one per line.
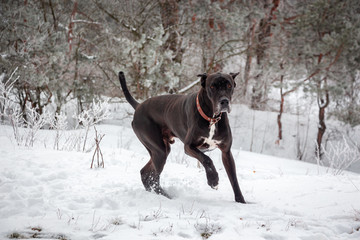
left=1, top=105, right=360, bottom=239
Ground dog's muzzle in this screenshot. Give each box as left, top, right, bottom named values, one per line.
left=218, top=97, right=231, bottom=114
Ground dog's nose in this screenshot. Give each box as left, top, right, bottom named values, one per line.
left=220, top=98, right=229, bottom=107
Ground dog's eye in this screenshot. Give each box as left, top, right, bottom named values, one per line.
left=227, top=84, right=231, bottom=89
left=210, top=85, right=215, bottom=89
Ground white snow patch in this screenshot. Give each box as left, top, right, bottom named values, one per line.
left=0, top=118, right=360, bottom=239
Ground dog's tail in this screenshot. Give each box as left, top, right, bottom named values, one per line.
left=119, top=71, right=139, bottom=110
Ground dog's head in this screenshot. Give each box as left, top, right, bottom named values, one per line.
left=198, top=72, right=239, bottom=115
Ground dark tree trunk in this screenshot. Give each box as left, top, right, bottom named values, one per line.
left=276, top=63, right=299, bottom=144
left=277, top=75, right=284, bottom=142
left=315, top=79, right=329, bottom=158
left=243, top=20, right=256, bottom=96
left=18, top=89, right=28, bottom=122
left=158, top=0, right=183, bottom=63
left=256, top=17, right=271, bottom=65
left=250, top=0, right=278, bottom=109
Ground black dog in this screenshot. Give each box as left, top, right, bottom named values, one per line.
left=119, top=71, right=245, bottom=203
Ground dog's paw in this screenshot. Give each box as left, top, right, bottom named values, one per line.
left=235, top=195, right=246, bottom=204
left=206, top=170, right=219, bottom=189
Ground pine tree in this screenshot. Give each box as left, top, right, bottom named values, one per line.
left=288, top=0, right=360, bottom=156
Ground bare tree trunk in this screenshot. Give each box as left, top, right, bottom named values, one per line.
left=201, top=33, right=208, bottom=73
left=243, top=20, right=256, bottom=96
left=295, top=93, right=312, bottom=161
left=250, top=0, right=278, bottom=108
left=158, top=0, right=183, bottom=63
left=315, top=78, right=329, bottom=158
left=276, top=61, right=289, bottom=143
left=48, top=0, right=57, bottom=30
left=250, top=109, right=256, bottom=152
left=312, top=42, right=342, bottom=158
left=256, top=17, right=271, bottom=65
left=276, top=61, right=300, bottom=144
left=276, top=76, right=284, bottom=142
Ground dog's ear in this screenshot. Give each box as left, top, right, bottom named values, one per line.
left=229, top=72, right=239, bottom=79
left=197, top=73, right=207, bottom=88
left=229, top=72, right=239, bottom=87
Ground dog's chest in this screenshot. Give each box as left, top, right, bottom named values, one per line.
left=200, top=124, right=221, bottom=151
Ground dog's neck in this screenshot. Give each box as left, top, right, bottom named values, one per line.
left=197, top=89, right=217, bottom=118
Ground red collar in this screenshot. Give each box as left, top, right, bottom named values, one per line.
left=196, top=92, right=222, bottom=127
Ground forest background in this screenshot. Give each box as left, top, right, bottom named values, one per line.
left=1, top=0, right=359, bottom=169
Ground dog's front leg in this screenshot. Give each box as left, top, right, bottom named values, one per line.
left=184, top=144, right=219, bottom=189
left=221, top=150, right=246, bottom=203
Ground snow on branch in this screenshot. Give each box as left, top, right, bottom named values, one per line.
left=322, top=136, right=360, bottom=175
left=77, top=100, right=110, bottom=152
left=23, top=107, right=51, bottom=147
left=0, top=67, right=19, bottom=112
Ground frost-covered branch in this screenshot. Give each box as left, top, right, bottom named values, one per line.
left=322, top=136, right=360, bottom=175
left=23, top=107, right=51, bottom=147
left=49, top=112, right=68, bottom=150
left=77, top=100, right=110, bottom=152
left=0, top=67, right=19, bottom=122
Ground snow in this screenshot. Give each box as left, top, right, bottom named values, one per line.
left=1, top=107, right=360, bottom=239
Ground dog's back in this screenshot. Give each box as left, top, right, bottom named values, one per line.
left=133, top=93, right=194, bottom=142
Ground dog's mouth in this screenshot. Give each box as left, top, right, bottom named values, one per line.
left=215, top=98, right=231, bottom=115
left=222, top=105, right=231, bottom=113
left=214, top=104, right=231, bottom=116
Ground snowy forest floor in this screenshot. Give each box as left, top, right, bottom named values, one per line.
left=1, top=105, right=360, bottom=239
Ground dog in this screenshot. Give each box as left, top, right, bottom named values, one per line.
left=119, top=71, right=246, bottom=203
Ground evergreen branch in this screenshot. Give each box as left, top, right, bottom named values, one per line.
left=92, top=0, right=120, bottom=23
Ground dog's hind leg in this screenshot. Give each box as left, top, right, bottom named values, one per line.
left=140, top=148, right=170, bottom=198
left=132, top=120, right=171, bottom=198
left=139, top=159, right=153, bottom=192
